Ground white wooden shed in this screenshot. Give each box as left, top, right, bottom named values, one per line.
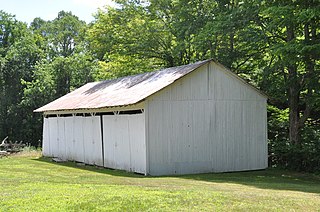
left=35, top=59, right=268, bottom=176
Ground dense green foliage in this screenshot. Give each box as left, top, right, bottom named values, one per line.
left=0, top=10, right=99, bottom=145
left=0, top=0, right=319, bottom=171
left=1, top=154, right=320, bottom=211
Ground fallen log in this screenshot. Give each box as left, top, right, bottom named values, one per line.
left=0, top=150, right=8, bottom=157
left=0, top=136, right=8, bottom=147
left=0, top=137, right=25, bottom=153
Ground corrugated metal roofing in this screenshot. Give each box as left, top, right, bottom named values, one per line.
left=35, top=59, right=211, bottom=112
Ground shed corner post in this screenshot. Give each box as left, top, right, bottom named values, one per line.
left=100, top=114, right=105, bottom=167
left=264, top=99, right=268, bottom=169
left=42, top=112, right=48, bottom=156
left=145, top=100, right=150, bottom=176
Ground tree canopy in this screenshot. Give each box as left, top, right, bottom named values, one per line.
left=0, top=0, right=319, bottom=171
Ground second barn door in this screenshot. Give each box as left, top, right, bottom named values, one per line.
left=102, top=112, right=146, bottom=174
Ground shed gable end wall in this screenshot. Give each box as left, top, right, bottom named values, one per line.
left=210, top=62, right=265, bottom=101
left=149, top=61, right=265, bottom=102
left=149, top=64, right=210, bottom=101
left=146, top=61, right=267, bottom=175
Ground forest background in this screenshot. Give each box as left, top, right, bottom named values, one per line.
left=0, top=0, right=319, bottom=172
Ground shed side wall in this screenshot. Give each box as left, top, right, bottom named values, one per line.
left=42, top=104, right=146, bottom=170
left=147, top=62, right=267, bottom=176
left=42, top=116, right=103, bottom=166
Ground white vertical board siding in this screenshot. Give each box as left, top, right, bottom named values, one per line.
left=42, top=116, right=103, bottom=165
left=150, top=65, right=209, bottom=101
left=83, top=116, right=103, bottom=166
left=128, top=114, right=147, bottom=173
left=42, top=117, right=50, bottom=156
left=73, top=116, right=85, bottom=163
left=103, top=113, right=146, bottom=174
left=57, top=117, right=66, bottom=160
left=48, top=117, right=58, bottom=157
left=103, top=115, right=131, bottom=170
left=147, top=100, right=212, bottom=175
left=209, top=62, right=265, bottom=101
left=64, top=116, right=75, bottom=161
left=146, top=61, right=267, bottom=175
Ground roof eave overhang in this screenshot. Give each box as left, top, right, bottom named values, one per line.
left=37, top=100, right=146, bottom=115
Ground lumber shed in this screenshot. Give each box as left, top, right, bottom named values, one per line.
left=35, top=59, right=268, bottom=176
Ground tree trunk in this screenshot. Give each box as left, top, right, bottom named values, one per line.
left=286, top=24, right=301, bottom=145
left=288, top=85, right=300, bottom=145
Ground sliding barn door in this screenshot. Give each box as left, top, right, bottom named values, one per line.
left=42, top=116, right=103, bottom=166
left=102, top=113, right=146, bottom=174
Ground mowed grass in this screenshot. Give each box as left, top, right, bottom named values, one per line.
left=1, top=152, right=320, bottom=211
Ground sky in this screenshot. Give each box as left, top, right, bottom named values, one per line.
left=0, top=0, right=116, bottom=24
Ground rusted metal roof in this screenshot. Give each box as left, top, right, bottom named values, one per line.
left=35, top=59, right=211, bottom=112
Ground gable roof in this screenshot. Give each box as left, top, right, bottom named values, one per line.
left=35, top=59, right=267, bottom=113
left=34, top=59, right=211, bottom=112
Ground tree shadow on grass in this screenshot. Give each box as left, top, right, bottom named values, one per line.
left=34, top=156, right=320, bottom=194
left=179, top=169, right=320, bottom=194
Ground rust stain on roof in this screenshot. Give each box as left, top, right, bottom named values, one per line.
left=35, top=59, right=211, bottom=112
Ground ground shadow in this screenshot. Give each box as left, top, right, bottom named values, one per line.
left=179, top=169, right=320, bottom=194
left=34, top=156, right=320, bottom=194
left=34, top=156, right=145, bottom=178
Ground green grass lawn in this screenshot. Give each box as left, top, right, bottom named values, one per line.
left=1, top=152, right=320, bottom=211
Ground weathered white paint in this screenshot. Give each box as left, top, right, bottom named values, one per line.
left=103, top=115, right=131, bottom=170
left=42, top=116, right=103, bottom=166
left=48, top=117, right=58, bottom=157
left=42, top=117, right=50, bottom=156
left=42, top=105, right=146, bottom=172
left=42, top=61, right=267, bottom=176
left=57, top=117, right=66, bottom=160
left=102, top=113, right=146, bottom=174
left=128, top=114, right=146, bottom=173
left=73, top=116, right=85, bottom=163
left=65, top=116, right=75, bottom=161
left=146, top=61, right=267, bottom=175
left=83, top=116, right=103, bottom=166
